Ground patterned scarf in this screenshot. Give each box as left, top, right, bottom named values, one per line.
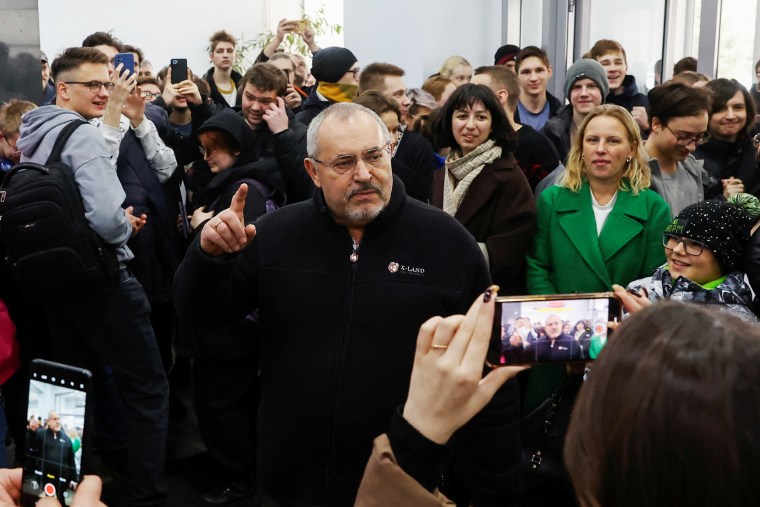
left=316, top=83, right=358, bottom=103
left=629, top=267, right=758, bottom=322
left=442, top=139, right=502, bottom=216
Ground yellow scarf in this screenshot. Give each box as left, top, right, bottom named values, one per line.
left=317, top=83, right=358, bottom=103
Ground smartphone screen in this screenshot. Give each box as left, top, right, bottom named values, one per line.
left=489, top=294, right=622, bottom=366
left=21, top=360, right=92, bottom=507
left=170, top=58, right=188, bottom=84
left=113, top=53, right=135, bottom=76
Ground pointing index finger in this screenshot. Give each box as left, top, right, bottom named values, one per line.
left=230, top=183, right=249, bottom=217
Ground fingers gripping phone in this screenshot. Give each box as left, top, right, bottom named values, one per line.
left=170, top=58, right=188, bottom=85
left=113, top=53, right=135, bottom=76
left=488, top=293, right=622, bottom=366
left=21, top=360, right=93, bottom=507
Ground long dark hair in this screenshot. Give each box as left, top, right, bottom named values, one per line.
left=565, top=302, right=760, bottom=507
left=432, top=83, right=517, bottom=154
left=706, top=78, right=756, bottom=140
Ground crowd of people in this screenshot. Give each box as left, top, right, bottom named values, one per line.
left=1, top=21, right=760, bottom=507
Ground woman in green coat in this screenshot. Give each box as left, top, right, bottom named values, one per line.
left=527, top=104, right=671, bottom=295
left=522, top=105, right=671, bottom=505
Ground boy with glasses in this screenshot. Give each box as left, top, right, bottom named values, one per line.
left=15, top=47, right=170, bottom=507
left=621, top=198, right=758, bottom=323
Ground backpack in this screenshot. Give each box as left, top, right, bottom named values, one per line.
left=0, top=120, right=118, bottom=296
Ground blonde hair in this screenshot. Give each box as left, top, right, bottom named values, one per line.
left=438, top=55, right=471, bottom=78
left=560, top=104, right=650, bottom=195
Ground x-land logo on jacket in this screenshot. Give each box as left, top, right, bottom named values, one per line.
left=388, top=261, right=425, bottom=276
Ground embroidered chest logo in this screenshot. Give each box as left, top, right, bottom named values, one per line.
left=388, top=261, right=425, bottom=277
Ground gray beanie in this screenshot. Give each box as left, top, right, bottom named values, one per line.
left=311, top=47, right=358, bottom=84
left=563, top=59, right=609, bottom=100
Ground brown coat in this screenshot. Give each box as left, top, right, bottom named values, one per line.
left=432, top=153, right=537, bottom=295
left=354, top=435, right=455, bottom=507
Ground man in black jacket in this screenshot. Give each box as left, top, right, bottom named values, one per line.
left=174, top=103, right=522, bottom=507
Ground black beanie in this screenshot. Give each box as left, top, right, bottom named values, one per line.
left=665, top=200, right=754, bottom=272
left=311, top=47, right=357, bottom=84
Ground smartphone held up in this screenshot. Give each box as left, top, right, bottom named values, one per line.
left=21, top=359, right=92, bottom=507
left=488, top=293, right=622, bottom=366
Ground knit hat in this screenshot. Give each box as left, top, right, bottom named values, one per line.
left=664, top=200, right=754, bottom=272
left=563, top=59, right=609, bottom=101
left=311, top=47, right=358, bottom=84
left=494, top=44, right=521, bottom=66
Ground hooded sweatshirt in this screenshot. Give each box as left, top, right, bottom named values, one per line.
left=16, top=106, right=133, bottom=262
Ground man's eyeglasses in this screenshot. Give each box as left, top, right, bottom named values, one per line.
left=141, top=91, right=161, bottom=100
left=663, top=233, right=706, bottom=256
left=664, top=124, right=709, bottom=146
left=310, top=144, right=390, bottom=174
left=64, top=81, right=115, bottom=93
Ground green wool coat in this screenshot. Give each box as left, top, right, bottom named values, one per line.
left=526, top=181, right=671, bottom=295
left=524, top=180, right=672, bottom=408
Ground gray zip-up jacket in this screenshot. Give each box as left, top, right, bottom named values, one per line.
left=17, top=106, right=133, bottom=262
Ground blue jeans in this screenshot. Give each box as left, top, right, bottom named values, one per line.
left=45, top=269, right=169, bottom=507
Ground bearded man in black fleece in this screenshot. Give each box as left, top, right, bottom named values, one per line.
left=174, top=102, right=522, bottom=506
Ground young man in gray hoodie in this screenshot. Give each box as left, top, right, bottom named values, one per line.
left=16, top=47, right=169, bottom=507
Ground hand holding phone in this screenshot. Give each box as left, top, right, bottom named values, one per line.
left=113, top=53, right=135, bottom=77
left=21, top=360, right=92, bottom=507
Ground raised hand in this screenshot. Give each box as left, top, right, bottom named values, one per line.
left=402, top=286, right=527, bottom=444
left=262, top=97, right=290, bottom=134
left=200, top=183, right=257, bottom=257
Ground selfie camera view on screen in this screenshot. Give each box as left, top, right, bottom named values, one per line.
left=22, top=360, right=91, bottom=507
left=491, top=294, right=621, bottom=365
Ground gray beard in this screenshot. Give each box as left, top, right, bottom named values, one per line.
left=344, top=203, right=385, bottom=225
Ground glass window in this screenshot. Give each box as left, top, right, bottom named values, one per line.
left=587, top=0, right=666, bottom=91
left=717, top=0, right=758, bottom=86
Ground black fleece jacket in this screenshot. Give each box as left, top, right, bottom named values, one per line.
left=174, top=176, right=521, bottom=506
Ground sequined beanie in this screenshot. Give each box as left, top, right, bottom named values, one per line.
left=664, top=200, right=754, bottom=272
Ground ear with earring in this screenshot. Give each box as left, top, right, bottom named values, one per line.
left=625, top=157, right=632, bottom=164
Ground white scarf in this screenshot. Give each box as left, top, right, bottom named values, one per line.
left=443, top=139, right=502, bottom=216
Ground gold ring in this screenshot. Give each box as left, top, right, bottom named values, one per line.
left=214, top=220, right=224, bottom=230
left=431, top=343, right=448, bottom=350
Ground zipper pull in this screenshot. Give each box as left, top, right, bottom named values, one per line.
left=350, top=238, right=359, bottom=263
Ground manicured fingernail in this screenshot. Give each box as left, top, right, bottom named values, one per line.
left=483, top=284, right=500, bottom=302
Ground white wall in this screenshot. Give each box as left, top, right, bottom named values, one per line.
left=39, top=0, right=283, bottom=76
left=344, top=0, right=504, bottom=88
